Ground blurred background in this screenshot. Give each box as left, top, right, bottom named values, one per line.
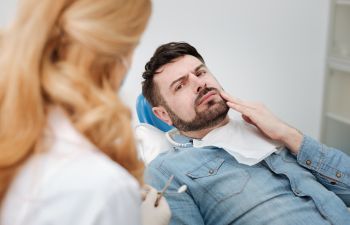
left=1, top=0, right=349, bottom=152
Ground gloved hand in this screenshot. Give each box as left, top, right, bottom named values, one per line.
left=141, top=185, right=171, bottom=225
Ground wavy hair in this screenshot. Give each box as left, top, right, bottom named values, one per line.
left=0, top=0, right=151, bottom=202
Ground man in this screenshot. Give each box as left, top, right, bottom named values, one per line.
left=141, top=42, right=350, bottom=225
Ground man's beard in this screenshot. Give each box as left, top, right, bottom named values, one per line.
left=163, top=87, right=229, bottom=132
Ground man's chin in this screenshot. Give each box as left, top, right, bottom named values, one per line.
left=197, top=100, right=229, bottom=120
left=197, top=99, right=222, bottom=111
left=166, top=97, right=229, bottom=132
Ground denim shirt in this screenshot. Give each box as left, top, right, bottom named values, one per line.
left=145, top=135, right=350, bottom=225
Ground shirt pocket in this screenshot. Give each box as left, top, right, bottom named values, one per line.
left=186, top=157, right=250, bottom=202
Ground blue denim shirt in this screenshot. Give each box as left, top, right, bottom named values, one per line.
left=145, top=135, right=350, bottom=225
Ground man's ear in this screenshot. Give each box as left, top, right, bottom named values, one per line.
left=152, top=106, right=173, bottom=126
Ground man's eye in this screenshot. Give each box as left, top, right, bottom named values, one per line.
left=175, top=83, right=184, bottom=91
left=196, top=71, right=206, bottom=76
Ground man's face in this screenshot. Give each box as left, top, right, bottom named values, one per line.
left=153, top=55, right=229, bottom=132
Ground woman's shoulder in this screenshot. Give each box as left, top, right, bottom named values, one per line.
left=1, top=146, right=141, bottom=225
left=46, top=147, right=140, bottom=195
left=8, top=142, right=139, bottom=204
left=36, top=107, right=140, bottom=194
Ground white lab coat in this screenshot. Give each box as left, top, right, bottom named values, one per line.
left=0, top=107, right=142, bottom=225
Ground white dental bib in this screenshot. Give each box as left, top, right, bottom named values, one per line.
left=192, top=119, right=283, bottom=166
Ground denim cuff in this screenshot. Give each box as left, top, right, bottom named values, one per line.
left=297, top=135, right=348, bottom=184
left=297, top=135, right=324, bottom=171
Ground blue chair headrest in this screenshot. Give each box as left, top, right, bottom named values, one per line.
left=136, top=95, right=173, bottom=132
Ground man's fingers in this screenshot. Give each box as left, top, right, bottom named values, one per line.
left=242, top=114, right=252, bottom=123
left=220, top=91, right=242, bottom=104
left=242, top=114, right=257, bottom=126
left=227, top=101, right=258, bottom=127
left=221, top=91, right=257, bottom=109
left=227, top=102, right=253, bottom=117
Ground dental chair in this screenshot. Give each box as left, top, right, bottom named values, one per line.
left=135, top=95, right=173, bottom=165
left=136, top=95, right=173, bottom=132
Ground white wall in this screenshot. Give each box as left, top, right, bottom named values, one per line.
left=0, top=0, right=330, bottom=139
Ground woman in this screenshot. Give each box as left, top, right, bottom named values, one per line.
left=0, top=0, right=170, bottom=224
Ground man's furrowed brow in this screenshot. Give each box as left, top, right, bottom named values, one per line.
left=194, top=64, right=206, bottom=72
left=168, top=64, right=206, bottom=89
left=169, top=74, right=188, bottom=89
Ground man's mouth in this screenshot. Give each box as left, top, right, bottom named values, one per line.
left=198, top=91, right=217, bottom=106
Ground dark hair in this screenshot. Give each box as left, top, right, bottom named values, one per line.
left=142, top=42, right=205, bottom=106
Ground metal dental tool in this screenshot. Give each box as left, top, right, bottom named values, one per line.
left=154, top=175, right=174, bottom=207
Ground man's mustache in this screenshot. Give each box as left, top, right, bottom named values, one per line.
left=194, top=87, right=220, bottom=106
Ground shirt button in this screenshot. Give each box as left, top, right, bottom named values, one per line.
left=306, top=160, right=311, bottom=165
left=208, top=169, right=214, bottom=175
left=336, top=172, right=341, bottom=178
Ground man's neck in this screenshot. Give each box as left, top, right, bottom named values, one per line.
left=179, top=116, right=230, bottom=140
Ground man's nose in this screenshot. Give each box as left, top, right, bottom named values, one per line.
left=189, top=73, right=206, bottom=93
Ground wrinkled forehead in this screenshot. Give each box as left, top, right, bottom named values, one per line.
left=154, top=55, right=203, bottom=90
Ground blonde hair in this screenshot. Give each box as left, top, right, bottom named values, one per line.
left=0, top=0, right=151, bottom=202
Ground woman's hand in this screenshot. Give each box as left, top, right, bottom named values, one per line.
left=141, top=185, right=171, bottom=225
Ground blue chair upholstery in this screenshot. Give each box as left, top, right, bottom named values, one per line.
left=136, top=94, right=173, bottom=132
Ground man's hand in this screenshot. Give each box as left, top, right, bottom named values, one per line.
left=220, top=91, right=303, bottom=154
